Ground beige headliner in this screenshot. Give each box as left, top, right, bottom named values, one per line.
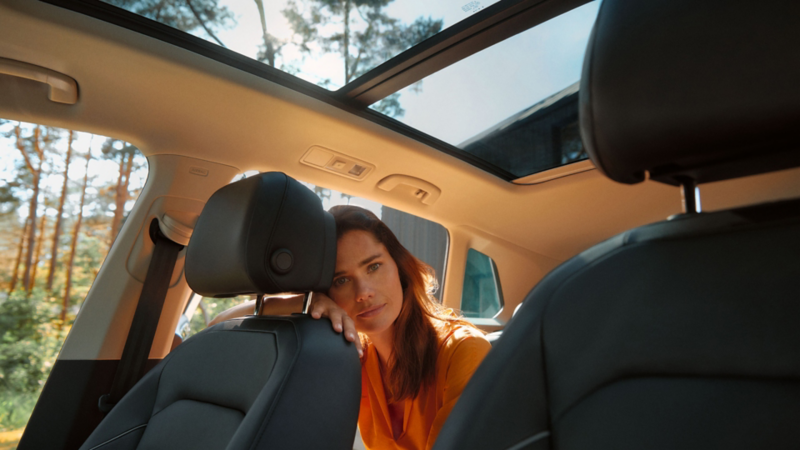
left=2, top=0, right=800, bottom=265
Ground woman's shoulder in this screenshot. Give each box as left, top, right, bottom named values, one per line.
left=436, top=320, right=491, bottom=358
left=433, top=321, right=491, bottom=390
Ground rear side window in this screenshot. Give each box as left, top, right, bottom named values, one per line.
left=0, top=119, right=147, bottom=437
left=300, top=181, right=449, bottom=301
left=461, top=249, right=504, bottom=319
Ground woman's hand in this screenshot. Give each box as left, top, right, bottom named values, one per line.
left=309, top=292, right=363, bottom=358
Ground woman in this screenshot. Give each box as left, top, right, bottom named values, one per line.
left=310, top=205, right=491, bottom=450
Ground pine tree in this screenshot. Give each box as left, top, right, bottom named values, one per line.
left=28, top=213, right=48, bottom=292
left=102, top=139, right=138, bottom=249
left=12, top=125, right=45, bottom=293
left=106, top=0, right=235, bottom=46
left=283, top=0, right=442, bottom=116
left=7, top=217, right=30, bottom=294
left=62, top=149, right=92, bottom=323
left=46, top=130, right=74, bottom=291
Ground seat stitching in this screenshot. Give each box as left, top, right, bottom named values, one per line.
left=87, top=424, right=147, bottom=450
left=505, top=430, right=550, bottom=450
left=149, top=398, right=246, bottom=420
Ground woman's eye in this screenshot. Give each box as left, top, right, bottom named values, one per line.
left=333, top=277, right=348, bottom=287
left=368, top=263, right=381, bottom=273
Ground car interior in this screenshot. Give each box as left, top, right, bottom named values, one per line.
left=79, top=172, right=361, bottom=450
left=1, top=0, right=799, bottom=448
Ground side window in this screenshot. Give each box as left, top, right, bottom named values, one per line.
left=174, top=294, right=253, bottom=344
left=300, top=181, right=449, bottom=301
left=461, top=249, right=504, bottom=319
left=0, top=119, right=147, bottom=437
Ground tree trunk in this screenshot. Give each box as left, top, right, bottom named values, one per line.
left=253, top=0, right=277, bottom=66
left=18, top=126, right=43, bottom=293
left=47, top=130, right=74, bottom=291
left=7, top=216, right=31, bottom=294
left=121, top=150, right=134, bottom=211
left=28, top=213, right=48, bottom=292
left=109, top=152, right=128, bottom=249
left=63, top=150, right=91, bottom=325
left=344, top=0, right=351, bottom=83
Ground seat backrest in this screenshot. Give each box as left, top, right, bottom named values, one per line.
left=80, top=172, right=360, bottom=450
left=434, top=1, right=800, bottom=449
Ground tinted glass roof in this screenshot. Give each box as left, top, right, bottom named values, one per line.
left=102, top=0, right=500, bottom=91
left=72, top=0, right=599, bottom=180
left=373, top=1, right=600, bottom=178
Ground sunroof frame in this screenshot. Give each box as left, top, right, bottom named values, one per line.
left=40, top=0, right=593, bottom=181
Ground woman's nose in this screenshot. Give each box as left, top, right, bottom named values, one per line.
left=354, top=279, right=374, bottom=302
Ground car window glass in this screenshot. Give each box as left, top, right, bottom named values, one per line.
left=0, top=119, right=148, bottom=436
left=371, top=1, right=600, bottom=178
left=300, top=181, right=449, bottom=301
left=100, top=0, right=500, bottom=93
left=461, top=248, right=503, bottom=319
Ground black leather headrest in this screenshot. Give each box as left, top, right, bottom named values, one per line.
left=185, top=172, right=336, bottom=297
left=580, top=0, right=800, bottom=186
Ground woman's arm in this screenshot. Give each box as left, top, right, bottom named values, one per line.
left=208, top=300, right=257, bottom=327
left=207, top=293, right=363, bottom=357
left=308, top=292, right=363, bottom=358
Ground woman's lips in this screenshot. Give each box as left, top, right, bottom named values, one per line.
left=358, top=304, right=385, bottom=318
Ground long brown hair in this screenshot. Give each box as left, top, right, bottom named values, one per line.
left=329, top=205, right=476, bottom=401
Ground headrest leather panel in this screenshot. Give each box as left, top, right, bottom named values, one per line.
left=185, top=172, right=336, bottom=296
left=580, top=0, right=800, bottom=185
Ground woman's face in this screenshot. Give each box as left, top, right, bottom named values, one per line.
left=328, top=230, right=404, bottom=339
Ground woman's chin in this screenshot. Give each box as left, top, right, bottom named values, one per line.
left=356, top=317, right=393, bottom=338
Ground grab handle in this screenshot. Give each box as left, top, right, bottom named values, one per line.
left=0, top=57, right=78, bottom=104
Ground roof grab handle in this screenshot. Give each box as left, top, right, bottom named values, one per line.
left=0, top=57, right=78, bottom=104
left=377, top=174, right=441, bottom=206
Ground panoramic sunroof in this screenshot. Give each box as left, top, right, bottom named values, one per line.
left=102, top=0, right=500, bottom=91
left=370, top=1, right=601, bottom=179
left=86, top=0, right=601, bottom=181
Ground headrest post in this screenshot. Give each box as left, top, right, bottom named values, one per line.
left=679, top=178, right=701, bottom=214
left=254, top=294, right=265, bottom=315
left=302, top=291, right=313, bottom=315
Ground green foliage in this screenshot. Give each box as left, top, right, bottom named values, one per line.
left=186, top=296, right=249, bottom=338
left=371, top=92, right=403, bottom=117
left=0, top=290, right=66, bottom=431
left=0, top=120, right=148, bottom=433
left=0, top=182, right=21, bottom=218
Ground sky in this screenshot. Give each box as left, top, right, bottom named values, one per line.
left=0, top=122, right=148, bottom=221
left=214, top=0, right=503, bottom=87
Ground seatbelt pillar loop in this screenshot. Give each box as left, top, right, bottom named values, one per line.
left=100, top=218, right=183, bottom=412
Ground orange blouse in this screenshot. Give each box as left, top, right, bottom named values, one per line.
left=358, top=323, right=491, bottom=450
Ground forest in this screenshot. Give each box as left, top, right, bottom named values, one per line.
left=0, top=120, right=148, bottom=436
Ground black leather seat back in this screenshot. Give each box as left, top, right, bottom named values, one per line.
left=435, top=0, right=800, bottom=449
left=437, top=200, right=800, bottom=450
left=81, top=317, right=360, bottom=450
left=81, top=173, right=359, bottom=450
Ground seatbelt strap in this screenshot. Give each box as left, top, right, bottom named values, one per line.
left=99, top=218, right=183, bottom=412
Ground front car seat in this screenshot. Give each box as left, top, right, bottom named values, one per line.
left=434, top=0, right=800, bottom=449
left=79, top=172, right=361, bottom=450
